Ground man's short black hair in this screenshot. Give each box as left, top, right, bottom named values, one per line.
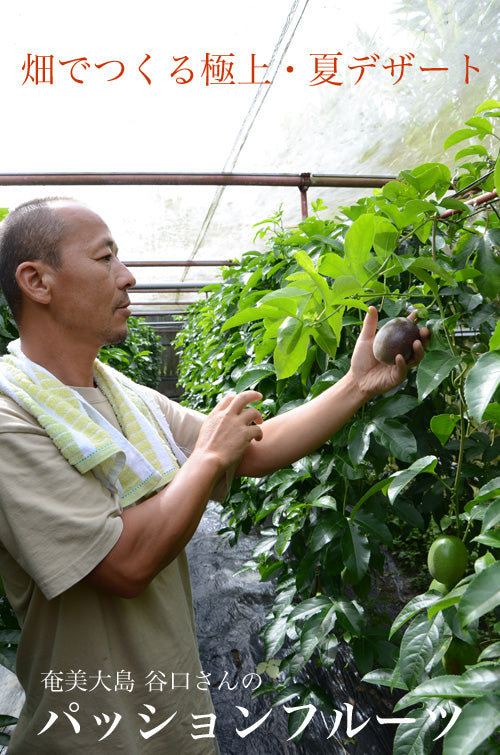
left=0, top=197, right=71, bottom=321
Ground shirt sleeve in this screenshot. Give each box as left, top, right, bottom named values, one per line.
left=0, top=398, right=123, bottom=600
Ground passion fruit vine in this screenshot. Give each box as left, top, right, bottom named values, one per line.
left=373, top=317, right=421, bottom=364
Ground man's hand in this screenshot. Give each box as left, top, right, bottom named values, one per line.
left=349, top=306, right=430, bottom=399
left=85, top=390, right=265, bottom=597
left=194, top=390, right=264, bottom=473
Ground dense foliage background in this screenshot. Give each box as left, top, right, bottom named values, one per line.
left=174, top=102, right=500, bottom=754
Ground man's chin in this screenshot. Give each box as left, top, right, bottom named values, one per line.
left=104, top=326, right=129, bottom=347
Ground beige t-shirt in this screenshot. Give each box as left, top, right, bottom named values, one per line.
left=0, top=386, right=228, bottom=754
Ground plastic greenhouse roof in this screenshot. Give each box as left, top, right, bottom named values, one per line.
left=1, top=0, right=499, bottom=311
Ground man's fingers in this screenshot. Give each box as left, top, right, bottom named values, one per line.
left=240, top=406, right=264, bottom=426
left=216, top=393, right=236, bottom=411
left=394, top=353, right=409, bottom=379
left=249, top=424, right=264, bottom=442
left=406, top=338, right=426, bottom=366
left=219, top=391, right=263, bottom=415
left=418, top=325, right=431, bottom=347
left=360, top=305, right=378, bottom=339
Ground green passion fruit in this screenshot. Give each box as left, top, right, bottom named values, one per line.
left=373, top=317, right=421, bottom=364
left=427, top=535, right=468, bottom=587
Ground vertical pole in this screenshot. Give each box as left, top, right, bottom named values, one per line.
left=300, top=186, right=308, bottom=220
left=299, top=173, right=311, bottom=220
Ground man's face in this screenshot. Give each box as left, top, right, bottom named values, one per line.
left=47, top=202, right=136, bottom=349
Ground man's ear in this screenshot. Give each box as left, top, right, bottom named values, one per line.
left=15, top=260, right=53, bottom=305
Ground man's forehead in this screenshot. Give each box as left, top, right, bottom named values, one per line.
left=51, top=200, right=105, bottom=224
left=51, top=201, right=116, bottom=244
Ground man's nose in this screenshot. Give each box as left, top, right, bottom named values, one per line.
left=119, top=260, right=136, bottom=289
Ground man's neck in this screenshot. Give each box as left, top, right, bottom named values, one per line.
left=18, top=332, right=98, bottom=387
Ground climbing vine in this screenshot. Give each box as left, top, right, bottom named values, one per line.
left=175, top=101, right=500, bottom=754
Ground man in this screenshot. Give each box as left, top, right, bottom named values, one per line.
left=0, top=198, right=427, bottom=753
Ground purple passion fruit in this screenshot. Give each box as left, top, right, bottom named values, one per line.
left=373, top=317, right=421, bottom=364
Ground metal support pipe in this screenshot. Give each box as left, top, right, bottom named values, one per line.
left=131, top=285, right=207, bottom=292
left=0, top=171, right=395, bottom=236
left=0, top=172, right=395, bottom=188
left=130, top=302, right=196, bottom=307
left=125, top=260, right=236, bottom=267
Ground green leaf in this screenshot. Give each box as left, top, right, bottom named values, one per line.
left=483, top=403, right=500, bottom=427
left=221, top=304, right=284, bottom=331
left=310, top=519, right=340, bottom=552
left=362, top=667, right=408, bottom=691
left=408, top=256, right=457, bottom=287
left=348, top=420, right=374, bottom=465
left=473, top=232, right=500, bottom=299
left=395, top=666, right=500, bottom=710
left=344, top=214, right=375, bottom=282
left=490, top=319, right=500, bottom=351
left=370, top=394, right=420, bottom=419
left=260, top=287, right=312, bottom=309
left=417, top=350, right=461, bottom=401
left=479, top=642, right=500, bottom=662
left=394, top=700, right=450, bottom=755
left=299, top=606, right=337, bottom=668
left=465, top=351, right=500, bottom=423
left=454, top=145, right=488, bottom=161
left=329, top=275, right=363, bottom=300
left=458, top=561, right=500, bottom=626
left=289, top=596, right=332, bottom=622
left=234, top=365, right=275, bottom=392
left=430, top=414, right=459, bottom=445
left=427, top=583, right=467, bottom=620
left=0, top=715, right=17, bottom=730
left=387, top=455, right=438, bottom=504
left=293, top=250, right=333, bottom=305
left=373, top=216, right=398, bottom=256
left=409, top=163, right=451, bottom=199
left=262, top=615, right=289, bottom=658
left=444, top=128, right=482, bottom=150
left=475, top=99, right=500, bottom=114
left=275, top=523, right=297, bottom=556
left=270, top=682, right=307, bottom=707
left=342, top=519, right=370, bottom=580
left=390, top=591, right=442, bottom=637
left=464, top=116, right=494, bottom=135
left=371, top=418, right=417, bottom=462
left=277, top=317, right=303, bottom=355
left=335, top=599, right=364, bottom=634
left=471, top=476, right=500, bottom=505
left=442, top=695, right=500, bottom=755
left=353, top=510, right=393, bottom=544
left=399, top=613, right=444, bottom=687
left=474, top=531, right=500, bottom=548
left=273, top=328, right=310, bottom=379
left=475, top=553, right=497, bottom=575
left=311, top=320, right=338, bottom=358
left=318, top=252, right=348, bottom=278
left=350, top=477, right=391, bottom=518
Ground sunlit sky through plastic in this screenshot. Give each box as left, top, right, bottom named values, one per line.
left=1, top=0, right=498, bottom=309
